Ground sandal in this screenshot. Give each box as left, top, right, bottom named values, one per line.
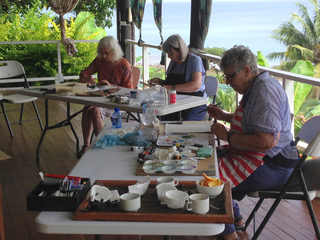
left=234, top=215, right=246, bottom=231
left=78, top=145, right=89, bottom=158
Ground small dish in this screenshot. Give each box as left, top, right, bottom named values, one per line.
left=162, top=165, right=176, bottom=174
left=142, top=165, right=157, bottom=174
left=180, top=165, right=196, bottom=174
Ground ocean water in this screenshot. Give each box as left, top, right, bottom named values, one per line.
left=106, top=0, right=313, bottom=66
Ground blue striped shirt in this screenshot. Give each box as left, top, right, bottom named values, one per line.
left=241, top=72, right=298, bottom=159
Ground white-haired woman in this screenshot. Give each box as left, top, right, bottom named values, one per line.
left=149, top=34, right=207, bottom=121
left=78, top=36, right=133, bottom=157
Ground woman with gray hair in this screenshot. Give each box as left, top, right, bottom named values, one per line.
left=78, top=36, right=133, bottom=157
left=149, top=34, right=207, bottom=121
left=208, top=45, right=299, bottom=240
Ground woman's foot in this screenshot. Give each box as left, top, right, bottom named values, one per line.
left=218, top=231, right=239, bottom=240
left=234, top=215, right=245, bottom=230
left=78, top=145, right=89, bottom=158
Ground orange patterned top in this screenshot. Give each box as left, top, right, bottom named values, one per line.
left=80, top=57, right=133, bottom=89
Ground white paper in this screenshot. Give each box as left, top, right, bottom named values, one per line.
left=165, top=122, right=212, bottom=134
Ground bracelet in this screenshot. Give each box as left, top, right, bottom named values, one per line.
left=227, top=132, right=235, bottom=143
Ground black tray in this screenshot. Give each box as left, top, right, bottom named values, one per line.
left=26, top=178, right=90, bottom=212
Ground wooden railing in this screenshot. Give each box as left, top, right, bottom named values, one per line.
left=1, top=39, right=320, bottom=115
left=125, top=39, right=320, bottom=115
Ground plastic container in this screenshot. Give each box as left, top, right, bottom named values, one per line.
left=139, top=86, right=168, bottom=107
left=130, top=90, right=140, bottom=105
left=141, top=100, right=157, bottom=126
left=169, top=90, right=176, bottom=104
left=111, top=108, right=122, bottom=128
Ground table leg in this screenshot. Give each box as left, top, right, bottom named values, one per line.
left=35, top=100, right=85, bottom=161
left=67, top=102, right=79, bottom=153
left=36, top=99, right=49, bottom=161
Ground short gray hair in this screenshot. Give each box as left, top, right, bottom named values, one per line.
left=162, top=34, right=189, bottom=62
left=220, top=45, right=259, bottom=74
left=97, top=36, right=124, bottom=61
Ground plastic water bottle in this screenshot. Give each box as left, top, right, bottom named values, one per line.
left=111, top=108, right=122, bottom=128
left=141, top=100, right=157, bottom=126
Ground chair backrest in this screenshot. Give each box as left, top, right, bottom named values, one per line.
left=0, top=61, right=25, bottom=79
left=0, top=61, right=29, bottom=88
left=285, top=117, right=320, bottom=190
left=132, top=66, right=141, bottom=89
left=295, top=116, right=320, bottom=145
left=204, top=76, right=219, bottom=103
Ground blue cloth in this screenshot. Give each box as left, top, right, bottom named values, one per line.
left=241, top=71, right=297, bottom=159
left=94, top=131, right=151, bottom=149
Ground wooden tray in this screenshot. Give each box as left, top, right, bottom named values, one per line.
left=135, top=154, right=216, bottom=176
left=72, top=180, right=234, bottom=224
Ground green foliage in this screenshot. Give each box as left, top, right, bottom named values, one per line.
left=268, top=0, right=320, bottom=68
left=0, top=0, right=59, bottom=78
left=72, top=0, right=116, bottom=28
left=291, top=61, right=314, bottom=115
left=0, top=0, right=117, bottom=29
left=204, top=47, right=226, bottom=56
left=257, top=51, right=270, bottom=67
left=0, top=0, right=106, bottom=81
left=216, top=84, right=236, bottom=113
left=149, top=67, right=165, bottom=79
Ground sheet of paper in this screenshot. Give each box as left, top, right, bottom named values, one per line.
left=165, top=122, right=212, bottom=134
left=157, top=133, right=209, bottom=146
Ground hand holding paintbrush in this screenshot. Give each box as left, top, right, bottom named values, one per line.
left=197, top=102, right=222, bottom=114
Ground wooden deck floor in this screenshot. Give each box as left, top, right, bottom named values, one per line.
left=0, top=97, right=319, bottom=240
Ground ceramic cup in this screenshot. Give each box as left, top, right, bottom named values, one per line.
left=186, top=193, right=209, bottom=214
left=156, top=176, right=179, bottom=186
left=120, top=193, right=141, bottom=212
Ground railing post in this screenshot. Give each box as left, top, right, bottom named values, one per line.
left=283, top=78, right=295, bottom=135
left=142, top=46, right=149, bottom=89
left=57, top=42, right=62, bottom=74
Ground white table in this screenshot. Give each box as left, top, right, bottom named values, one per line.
left=35, top=123, right=226, bottom=239
left=20, top=86, right=207, bottom=161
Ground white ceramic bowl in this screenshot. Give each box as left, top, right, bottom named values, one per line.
left=164, top=190, right=189, bottom=209
left=196, top=179, right=224, bottom=197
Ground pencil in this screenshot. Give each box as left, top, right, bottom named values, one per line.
left=196, top=102, right=222, bottom=114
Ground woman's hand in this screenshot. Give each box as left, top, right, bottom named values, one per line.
left=207, top=104, right=226, bottom=121
left=79, top=72, right=95, bottom=85
left=98, top=79, right=113, bottom=86
left=211, top=122, right=228, bottom=141
left=148, top=78, right=161, bottom=86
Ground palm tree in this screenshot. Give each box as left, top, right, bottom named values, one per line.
left=268, top=0, right=320, bottom=71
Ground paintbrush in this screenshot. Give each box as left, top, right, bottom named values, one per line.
left=196, top=102, right=222, bottom=114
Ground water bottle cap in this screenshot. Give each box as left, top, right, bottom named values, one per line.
left=114, top=107, right=120, bottom=112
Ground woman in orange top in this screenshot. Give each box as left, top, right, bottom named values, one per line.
left=79, top=36, right=133, bottom=157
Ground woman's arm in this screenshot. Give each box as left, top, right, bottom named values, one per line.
left=79, top=58, right=97, bottom=84
left=211, top=122, right=279, bottom=152
left=163, top=71, right=202, bottom=92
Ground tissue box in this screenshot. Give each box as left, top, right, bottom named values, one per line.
left=26, top=178, right=90, bottom=211
left=55, top=82, right=87, bottom=94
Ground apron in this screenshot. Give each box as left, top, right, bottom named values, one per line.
left=160, top=55, right=207, bottom=121
left=218, top=102, right=265, bottom=188
left=165, top=55, right=203, bottom=97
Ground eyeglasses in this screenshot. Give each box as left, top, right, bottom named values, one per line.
left=223, top=71, right=237, bottom=81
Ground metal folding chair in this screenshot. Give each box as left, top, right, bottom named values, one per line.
left=244, top=116, right=320, bottom=240
left=0, top=60, right=43, bottom=137
left=204, top=76, right=220, bottom=145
